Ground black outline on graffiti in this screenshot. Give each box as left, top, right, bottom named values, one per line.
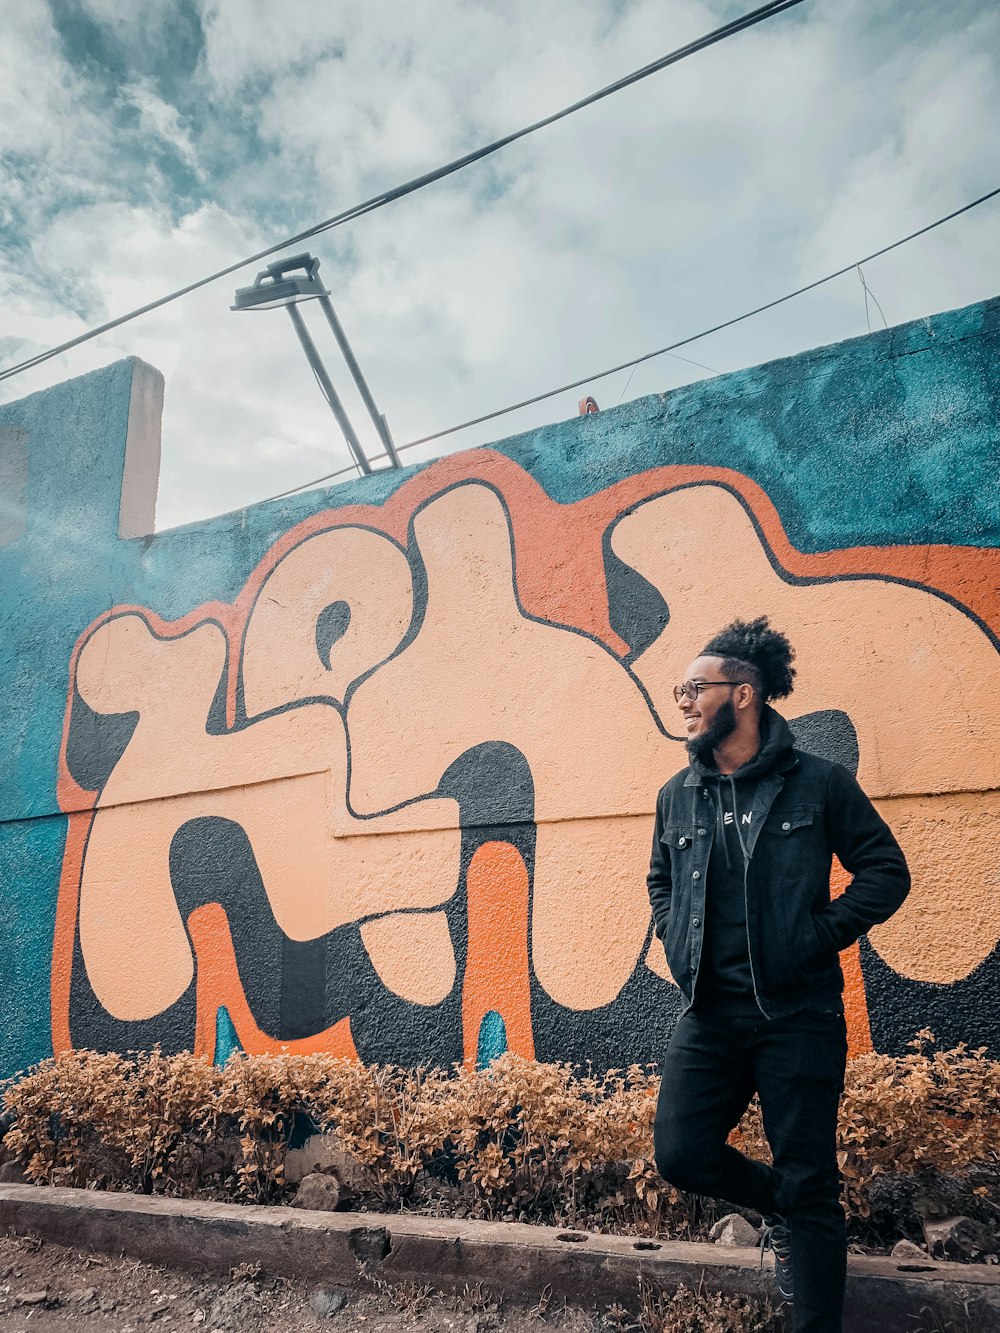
left=60, top=474, right=1000, bottom=1063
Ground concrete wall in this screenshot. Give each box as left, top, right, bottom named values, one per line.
left=1, top=297, right=998, bottom=1079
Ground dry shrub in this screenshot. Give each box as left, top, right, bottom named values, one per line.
left=119, top=1046, right=223, bottom=1191
left=426, top=1055, right=661, bottom=1223
left=304, top=1059, right=456, bottom=1205
left=837, top=1035, right=1000, bottom=1217
left=1, top=1048, right=221, bottom=1191
left=2, top=1050, right=131, bottom=1187
left=1, top=1036, right=997, bottom=1252
left=635, top=1276, right=783, bottom=1333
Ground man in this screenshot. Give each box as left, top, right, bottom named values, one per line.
left=646, top=616, right=910, bottom=1333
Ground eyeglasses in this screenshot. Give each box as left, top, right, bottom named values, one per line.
left=672, top=680, right=748, bottom=703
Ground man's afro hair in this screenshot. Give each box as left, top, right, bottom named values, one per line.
left=701, top=615, right=796, bottom=702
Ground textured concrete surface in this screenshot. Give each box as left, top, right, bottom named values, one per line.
left=1, top=1185, right=998, bottom=1332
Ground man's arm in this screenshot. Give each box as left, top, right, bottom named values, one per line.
left=647, top=791, right=673, bottom=941
left=813, top=762, right=910, bottom=954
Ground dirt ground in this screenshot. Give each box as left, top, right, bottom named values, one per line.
left=0, top=1234, right=610, bottom=1333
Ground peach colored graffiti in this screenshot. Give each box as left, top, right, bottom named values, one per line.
left=54, top=454, right=1000, bottom=1063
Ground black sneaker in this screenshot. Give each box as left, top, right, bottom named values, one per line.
left=761, top=1215, right=793, bottom=1302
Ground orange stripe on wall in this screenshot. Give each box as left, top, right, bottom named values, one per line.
left=186, top=904, right=357, bottom=1060
left=50, top=809, right=93, bottom=1055
left=830, top=859, right=873, bottom=1058
left=463, top=842, right=534, bottom=1063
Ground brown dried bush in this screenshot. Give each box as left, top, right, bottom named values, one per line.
left=1, top=1048, right=221, bottom=1192
left=1, top=1035, right=996, bottom=1253
left=839, top=1035, right=1000, bottom=1218
left=2, top=1049, right=132, bottom=1187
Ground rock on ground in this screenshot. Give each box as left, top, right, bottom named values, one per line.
left=293, top=1171, right=345, bottom=1211
left=709, top=1212, right=762, bottom=1248
left=890, top=1240, right=930, bottom=1262
left=309, top=1287, right=349, bottom=1317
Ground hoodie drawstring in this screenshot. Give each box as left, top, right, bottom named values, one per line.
left=711, top=777, right=752, bottom=873
left=730, top=774, right=751, bottom=870
left=713, top=782, right=733, bottom=871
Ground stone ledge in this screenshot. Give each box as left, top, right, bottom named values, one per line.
left=1, top=1185, right=997, bottom=1332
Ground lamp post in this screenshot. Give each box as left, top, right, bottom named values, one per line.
left=232, top=253, right=401, bottom=475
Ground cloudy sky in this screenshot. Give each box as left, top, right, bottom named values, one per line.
left=2, top=0, right=999, bottom=530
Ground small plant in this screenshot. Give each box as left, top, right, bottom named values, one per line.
left=229, top=1261, right=262, bottom=1283
left=911, top=1292, right=996, bottom=1333
left=458, top=1280, right=495, bottom=1313
left=603, top=1300, right=637, bottom=1331
left=527, top=1282, right=555, bottom=1321
left=637, top=1275, right=784, bottom=1333
left=369, top=1275, right=435, bottom=1315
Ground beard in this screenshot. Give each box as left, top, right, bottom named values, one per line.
left=687, top=696, right=738, bottom=765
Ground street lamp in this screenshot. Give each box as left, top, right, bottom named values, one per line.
left=232, top=253, right=402, bottom=475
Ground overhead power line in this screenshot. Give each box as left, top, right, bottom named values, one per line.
left=395, top=183, right=1000, bottom=449
left=0, top=0, right=806, bottom=387
left=250, top=181, right=1000, bottom=507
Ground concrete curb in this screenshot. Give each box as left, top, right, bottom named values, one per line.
left=1, top=1185, right=997, bottom=1331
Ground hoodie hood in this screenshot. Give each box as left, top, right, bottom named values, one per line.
left=687, top=704, right=798, bottom=784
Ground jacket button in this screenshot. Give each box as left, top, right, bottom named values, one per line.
left=693, top=916, right=701, bottom=927
left=697, top=828, right=706, bottom=836
left=678, top=836, right=687, bottom=847
left=692, top=871, right=701, bottom=880
left=782, top=821, right=791, bottom=831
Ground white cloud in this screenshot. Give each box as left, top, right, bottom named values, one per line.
left=0, top=4, right=115, bottom=231
left=120, top=79, right=201, bottom=171
left=1, top=0, right=999, bottom=531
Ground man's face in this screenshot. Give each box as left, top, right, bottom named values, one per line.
left=676, top=654, right=739, bottom=756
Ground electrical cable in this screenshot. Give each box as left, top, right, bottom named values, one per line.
left=857, top=264, right=888, bottom=331
left=615, top=347, right=720, bottom=406
left=247, top=181, right=1000, bottom=508
left=0, top=0, right=806, bottom=387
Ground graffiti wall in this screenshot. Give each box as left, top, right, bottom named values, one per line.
left=2, top=296, right=999, bottom=1078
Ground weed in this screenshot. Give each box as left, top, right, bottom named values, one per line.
left=527, top=1283, right=569, bottom=1321
left=637, top=1274, right=784, bottom=1332
left=229, top=1261, right=262, bottom=1283
left=369, top=1275, right=435, bottom=1315
left=458, top=1280, right=496, bottom=1313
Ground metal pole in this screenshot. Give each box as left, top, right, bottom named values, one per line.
left=285, top=304, right=371, bottom=476
left=317, top=294, right=402, bottom=468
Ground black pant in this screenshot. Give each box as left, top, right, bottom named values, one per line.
left=653, top=1005, right=848, bottom=1333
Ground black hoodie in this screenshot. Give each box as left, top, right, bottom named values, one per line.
left=691, top=712, right=808, bottom=1011
left=647, top=706, right=911, bottom=1019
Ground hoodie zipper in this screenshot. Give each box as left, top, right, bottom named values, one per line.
left=729, top=775, right=771, bottom=1020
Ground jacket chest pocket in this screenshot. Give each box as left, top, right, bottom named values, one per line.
left=662, top=824, right=696, bottom=851
left=661, top=822, right=710, bottom=860
left=758, top=806, right=827, bottom=923
left=762, top=807, right=819, bottom=838
left=661, top=822, right=710, bottom=902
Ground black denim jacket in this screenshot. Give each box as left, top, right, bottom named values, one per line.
left=646, top=708, right=910, bottom=1017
